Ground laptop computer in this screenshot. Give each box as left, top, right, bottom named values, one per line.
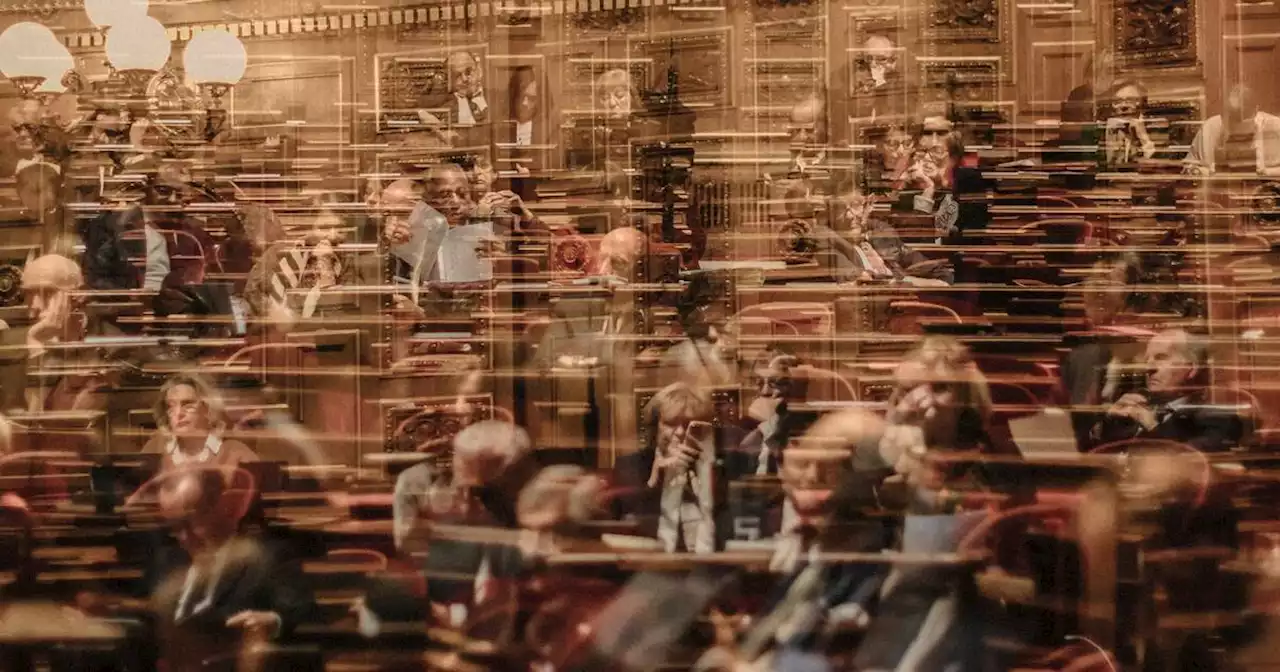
left=1009, top=407, right=1081, bottom=457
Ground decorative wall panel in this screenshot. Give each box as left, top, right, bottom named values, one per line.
left=926, top=0, right=1001, bottom=43
left=1114, top=0, right=1198, bottom=70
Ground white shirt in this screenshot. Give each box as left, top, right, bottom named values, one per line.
left=1186, top=111, right=1280, bottom=174
left=142, top=224, right=170, bottom=291
left=14, top=157, right=60, bottom=176
left=454, top=92, right=488, bottom=126
left=654, top=442, right=715, bottom=554
left=167, top=434, right=224, bottom=466
left=515, top=120, right=533, bottom=146
left=174, top=543, right=231, bottom=622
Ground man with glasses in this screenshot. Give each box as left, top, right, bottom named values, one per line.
left=448, top=51, right=489, bottom=127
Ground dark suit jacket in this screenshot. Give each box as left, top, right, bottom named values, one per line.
left=149, top=536, right=315, bottom=672
left=611, top=444, right=731, bottom=551
left=1093, top=393, right=1248, bottom=453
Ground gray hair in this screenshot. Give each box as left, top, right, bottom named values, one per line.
left=1163, top=328, right=1210, bottom=369
left=453, top=420, right=532, bottom=468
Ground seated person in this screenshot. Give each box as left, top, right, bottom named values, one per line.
left=1060, top=253, right=1148, bottom=450
left=815, top=183, right=951, bottom=285
left=142, top=374, right=259, bottom=472
left=148, top=468, right=314, bottom=672
left=730, top=350, right=807, bottom=478
left=15, top=254, right=114, bottom=416
left=698, top=417, right=891, bottom=672
left=855, top=336, right=1000, bottom=478
left=387, top=420, right=537, bottom=640
left=612, top=382, right=721, bottom=553
left=1091, top=328, right=1248, bottom=452
left=382, top=162, right=544, bottom=286
left=894, top=116, right=989, bottom=245
left=1184, top=84, right=1280, bottom=176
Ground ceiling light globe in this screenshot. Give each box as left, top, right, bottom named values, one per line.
left=84, top=0, right=149, bottom=29
left=183, top=29, right=247, bottom=86
left=0, top=22, right=61, bottom=80
left=105, top=14, right=171, bottom=72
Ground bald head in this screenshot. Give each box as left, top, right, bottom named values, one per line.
left=159, top=468, right=233, bottom=556
left=378, top=178, right=422, bottom=209
left=1226, top=84, right=1258, bottom=126
left=22, top=254, right=81, bottom=292
left=789, top=95, right=828, bottom=149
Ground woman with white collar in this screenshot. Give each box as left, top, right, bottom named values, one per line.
left=144, top=374, right=259, bottom=473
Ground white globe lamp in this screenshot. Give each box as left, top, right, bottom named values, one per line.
left=85, top=0, right=150, bottom=29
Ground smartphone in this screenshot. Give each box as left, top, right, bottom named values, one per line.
left=686, top=421, right=714, bottom=446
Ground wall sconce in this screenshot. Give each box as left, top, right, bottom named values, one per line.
left=184, top=28, right=247, bottom=139
left=104, top=14, right=172, bottom=92
left=0, top=22, right=72, bottom=98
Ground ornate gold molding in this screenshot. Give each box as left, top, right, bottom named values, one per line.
left=57, top=0, right=715, bottom=48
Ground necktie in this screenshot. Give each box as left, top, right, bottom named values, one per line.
left=469, top=98, right=487, bottom=124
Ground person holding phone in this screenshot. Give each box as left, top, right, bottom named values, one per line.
left=612, top=382, right=721, bottom=553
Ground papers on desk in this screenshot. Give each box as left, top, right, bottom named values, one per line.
left=437, top=222, right=494, bottom=283
left=390, top=202, right=448, bottom=288
left=390, top=203, right=494, bottom=286
left=698, top=260, right=788, bottom=271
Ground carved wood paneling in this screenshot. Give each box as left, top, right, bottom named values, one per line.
left=924, top=0, right=1002, bottom=43
left=632, top=27, right=733, bottom=108
left=1223, top=33, right=1280, bottom=117
left=1226, top=0, right=1280, bottom=20
left=1018, top=39, right=1093, bottom=116
left=1113, top=0, right=1198, bottom=71
left=1019, top=0, right=1094, bottom=27
left=230, top=56, right=354, bottom=137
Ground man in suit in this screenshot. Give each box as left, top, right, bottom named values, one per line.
left=697, top=418, right=890, bottom=672
left=1093, top=328, right=1248, bottom=452
left=148, top=467, right=314, bottom=672
left=448, top=51, right=488, bottom=126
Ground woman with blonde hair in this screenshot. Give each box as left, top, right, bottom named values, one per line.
left=143, top=373, right=259, bottom=473
left=874, top=336, right=994, bottom=481
left=612, top=381, right=721, bottom=553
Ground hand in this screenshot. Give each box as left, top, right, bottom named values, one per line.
left=474, top=236, right=505, bottom=259
left=390, top=294, right=426, bottom=329
left=1108, top=392, right=1158, bottom=430
left=906, top=162, right=934, bottom=191
left=659, top=439, right=702, bottom=472
left=826, top=602, right=870, bottom=629
left=225, top=610, right=282, bottom=638
left=27, top=292, right=69, bottom=350
left=383, top=217, right=413, bottom=246
left=747, top=395, right=782, bottom=422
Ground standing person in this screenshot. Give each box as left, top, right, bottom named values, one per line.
left=141, top=374, right=259, bottom=473
left=147, top=467, right=314, bottom=672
